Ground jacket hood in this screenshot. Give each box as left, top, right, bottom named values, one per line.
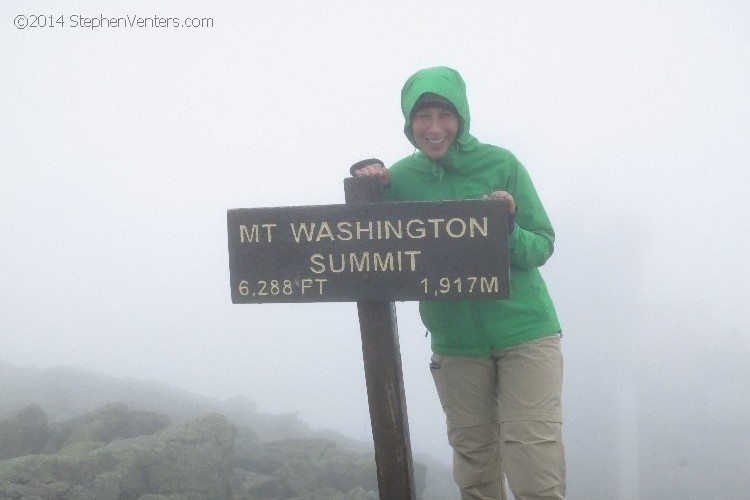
left=401, top=66, right=478, bottom=155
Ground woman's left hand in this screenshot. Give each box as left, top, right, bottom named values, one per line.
left=483, top=191, right=516, bottom=214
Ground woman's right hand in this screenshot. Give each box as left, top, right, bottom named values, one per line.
left=353, top=162, right=385, bottom=175
left=350, top=159, right=391, bottom=186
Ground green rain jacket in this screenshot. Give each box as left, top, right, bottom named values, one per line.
left=386, top=67, right=561, bottom=355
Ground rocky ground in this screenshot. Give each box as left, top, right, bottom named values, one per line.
left=0, top=362, right=448, bottom=499
left=0, top=402, right=420, bottom=499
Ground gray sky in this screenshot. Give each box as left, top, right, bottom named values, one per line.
left=2, top=0, right=749, bottom=493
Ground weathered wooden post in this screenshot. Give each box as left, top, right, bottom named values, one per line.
left=227, top=185, right=510, bottom=500
left=344, top=176, right=416, bottom=499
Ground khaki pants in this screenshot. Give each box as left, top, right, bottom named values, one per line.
left=430, top=335, right=566, bottom=500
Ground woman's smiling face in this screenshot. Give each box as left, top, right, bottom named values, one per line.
left=411, top=106, right=459, bottom=160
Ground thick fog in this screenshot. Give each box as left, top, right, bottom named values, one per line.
left=2, top=1, right=749, bottom=498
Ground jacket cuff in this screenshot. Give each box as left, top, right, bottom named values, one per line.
left=350, top=158, right=385, bottom=177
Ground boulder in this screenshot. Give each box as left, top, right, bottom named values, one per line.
left=0, top=413, right=235, bottom=499
left=286, top=486, right=378, bottom=500
left=57, top=402, right=171, bottom=449
left=231, top=469, right=293, bottom=499
left=248, top=438, right=378, bottom=497
left=0, top=404, right=50, bottom=459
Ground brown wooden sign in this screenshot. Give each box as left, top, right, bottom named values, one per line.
left=227, top=199, right=510, bottom=303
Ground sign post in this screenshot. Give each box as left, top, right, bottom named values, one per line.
left=344, top=176, right=416, bottom=499
left=227, top=178, right=510, bottom=499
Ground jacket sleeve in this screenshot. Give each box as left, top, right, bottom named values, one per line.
left=506, top=158, right=555, bottom=269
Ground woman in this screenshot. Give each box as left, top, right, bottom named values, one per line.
left=351, top=66, right=565, bottom=500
